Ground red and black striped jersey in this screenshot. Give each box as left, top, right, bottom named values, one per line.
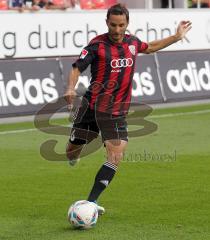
left=73, top=33, right=148, bottom=116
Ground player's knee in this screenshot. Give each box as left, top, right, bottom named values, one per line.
left=107, top=151, right=124, bottom=166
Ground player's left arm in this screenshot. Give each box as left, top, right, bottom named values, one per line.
left=142, top=21, right=192, bottom=54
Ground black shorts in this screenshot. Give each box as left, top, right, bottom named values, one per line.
left=69, top=107, right=128, bottom=145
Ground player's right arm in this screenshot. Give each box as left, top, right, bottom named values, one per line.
left=65, top=42, right=97, bottom=105
left=65, top=67, right=81, bottom=106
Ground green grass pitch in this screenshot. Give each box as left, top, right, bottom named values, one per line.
left=0, top=103, right=210, bottom=240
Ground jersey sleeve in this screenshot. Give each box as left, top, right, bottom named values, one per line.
left=72, top=43, right=97, bottom=73
left=136, top=38, right=148, bottom=53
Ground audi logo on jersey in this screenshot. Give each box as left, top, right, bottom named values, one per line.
left=111, top=58, right=133, bottom=68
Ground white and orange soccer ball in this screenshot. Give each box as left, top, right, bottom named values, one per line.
left=68, top=200, right=98, bottom=229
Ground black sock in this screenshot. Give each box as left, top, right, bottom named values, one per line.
left=87, top=161, right=117, bottom=202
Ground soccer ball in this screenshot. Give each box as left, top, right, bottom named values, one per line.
left=68, top=200, right=98, bottom=229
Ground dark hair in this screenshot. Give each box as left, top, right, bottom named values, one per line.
left=107, top=3, right=129, bottom=22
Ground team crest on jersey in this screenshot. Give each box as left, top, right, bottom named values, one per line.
left=128, top=45, right=136, bottom=55
left=80, top=49, right=88, bottom=59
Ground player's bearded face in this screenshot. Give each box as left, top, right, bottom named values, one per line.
left=106, top=14, right=128, bottom=43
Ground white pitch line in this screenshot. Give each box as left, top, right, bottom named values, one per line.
left=0, top=128, right=36, bottom=135
left=0, top=126, right=70, bottom=135
left=0, top=109, right=209, bottom=135
left=148, top=109, right=210, bottom=119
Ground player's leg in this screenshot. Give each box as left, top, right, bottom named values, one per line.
left=66, top=122, right=88, bottom=166
left=87, top=139, right=127, bottom=202
left=66, top=142, right=84, bottom=166
left=66, top=107, right=99, bottom=166
left=66, top=126, right=99, bottom=165
left=87, top=115, right=128, bottom=208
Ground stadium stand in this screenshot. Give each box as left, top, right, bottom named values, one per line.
left=1, top=0, right=210, bottom=10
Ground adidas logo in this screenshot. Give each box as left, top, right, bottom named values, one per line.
left=100, top=180, right=109, bottom=187
left=0, top=71, right=58, bottom=107
left=166, top=61, right=210, bottom=93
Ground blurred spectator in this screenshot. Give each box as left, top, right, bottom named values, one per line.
left=7, top=0, right=32, bottom=11
left=8, top=0, right=25, bottom=11
left=52, top=0, right=78, bottom=9
left=0, top=0, right=8, bottom=9
left=161, top=0, right=175, bottom=8
left=8, top=0, right=22, bottom=8
left=29, top=0, right=71, bottom=10
left=70, top=0, right=81, bottom=9
left=80, top=0, right=117, bottom=9
left=32, top=0, right=58, bottom=9
left=189, top=0, right=210, bottom=7
left=23, top=0, right=35, bottom=9
left=6, top=0, right=79, bottom=10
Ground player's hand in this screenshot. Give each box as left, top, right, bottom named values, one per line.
left=176, top=21, right=192, bottom=40
left=64, top=88, right=77, bottom=110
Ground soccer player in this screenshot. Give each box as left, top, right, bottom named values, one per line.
left=65, top=3, right=192, bottom=215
